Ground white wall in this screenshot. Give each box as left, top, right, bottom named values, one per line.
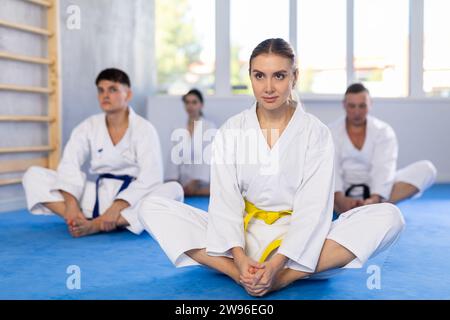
left=147, top=96, right=450, bottom=182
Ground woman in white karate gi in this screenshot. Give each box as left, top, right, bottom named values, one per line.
left=330, top=83, right=437, bottom=214
left=165, top=89, right=217, bottom=196
left=22, top=68, right=183, bottom=237
left=138, top=39, right=405, bottom=296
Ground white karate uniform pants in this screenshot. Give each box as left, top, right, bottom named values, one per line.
left=22, top=166, right=184, bottom=234
left=394, top=160, right=437, bottom=199
left=138, top=197, right=405, bottom=279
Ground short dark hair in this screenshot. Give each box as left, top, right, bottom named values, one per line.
left=95, top=68, right=131, bottom=87
left=345, top=83, right=369, bottom=96
left=182, top=88, right=204, bottom=104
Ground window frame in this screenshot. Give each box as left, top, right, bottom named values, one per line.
left=156, top=0, right=449, bottom=100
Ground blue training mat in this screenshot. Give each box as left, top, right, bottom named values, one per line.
left=0, top=185, right=449, bottom=300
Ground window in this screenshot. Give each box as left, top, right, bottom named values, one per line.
left=155, top=0, right=215, bottom=95
left=230, top=0, right=290, bottom=95
left=297, top=0, right=347, bottom=94
left=424, top=0, right=450, bottom=97
left=155, top=0, right=450, bottom=99
left=353, top=0, right=409, bottom=97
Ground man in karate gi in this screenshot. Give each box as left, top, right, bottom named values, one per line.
left=22, top=68, right=183, bottom=237
left=330, top=83, right=437, bottom=213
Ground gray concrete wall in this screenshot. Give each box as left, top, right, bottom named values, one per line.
left=59, top=0, right=156, bottom=144
left=0, top=0, right=156, bottom=212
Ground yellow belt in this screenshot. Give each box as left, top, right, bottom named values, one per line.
left=244, top=199, right=292, bottom=263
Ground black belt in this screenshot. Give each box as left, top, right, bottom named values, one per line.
left=345, top=184, right=371, bottom=200
left=92, top=174, right=134, bottom=218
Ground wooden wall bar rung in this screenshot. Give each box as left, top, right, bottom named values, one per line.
left=0, top=19, right=52, bottom=36
left=0, top=145, right=54, bottom=154
left=25, top=0, right=52, bottom=8
left=0, top=0, right=61, bottom=192
left=0, top=115, right=54, bottom=122
left=0, top=157, right=48, bottom=174
left=0, top=179, right=22, bottom=186
left=0, top=84, right=52, bottom=94
left=0, top=51, right=52, bottom=65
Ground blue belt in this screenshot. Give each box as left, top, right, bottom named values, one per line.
left=92, top=174, right=134, bottom=218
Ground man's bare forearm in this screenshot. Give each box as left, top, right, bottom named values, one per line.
left=110, top=199, right=130, bottom=213
left=369, top=194, right=382, bottom=203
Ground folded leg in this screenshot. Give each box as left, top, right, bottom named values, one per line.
left=390, top=160, right=437, bottom=202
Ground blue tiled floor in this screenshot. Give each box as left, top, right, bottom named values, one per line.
left=0, top=185, right=449, bottom=299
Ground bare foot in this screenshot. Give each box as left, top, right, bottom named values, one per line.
left=269, top=268, right=310, bottom=293
left=66, top=212, right=86, bottom=235
left=246, top=273, right=286, bottom=297
left=267, top=273, right=287, bottom=294
left=68, top=217, right=101, bottom=238
left=228, top=266, right=243, bottom=285
left=66, top=218, right=79, bottom=237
